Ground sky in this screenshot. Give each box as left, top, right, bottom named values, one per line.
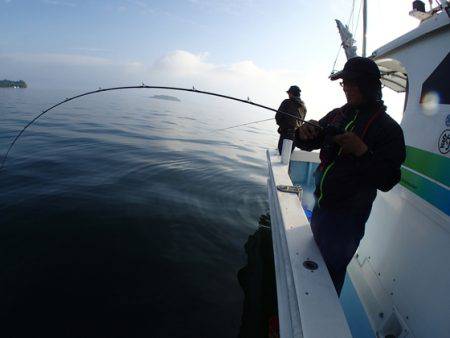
left=0, top=0, right=421, bottom=121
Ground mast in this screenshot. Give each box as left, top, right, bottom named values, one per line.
left=362, top=0, right=367, bottom=57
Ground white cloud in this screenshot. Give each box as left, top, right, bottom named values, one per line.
left=125, top=0, right=148, bottom=8
left=124, top=0, right=155, bottom=14
left=152, top=50, right=214, bottom=76
left=69, top=47, right=112, bottom=53
left=120, top=0, right=202, bottom=27
left=136, top=50, right=406, bottom=122
left=43, top=0, right=76, bottom=7
left=0, top=53, right=113, bottom=66
left=0, top=50, right=348, bottom=117
left=0, top=49, right=345, bottom=117
left=145, top=50, right=323, bottom=112
left=187, top=0, right=258, bottom=16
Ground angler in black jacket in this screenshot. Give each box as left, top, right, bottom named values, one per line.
left=295, top=57, right=406, bottom=295
left=276, top=85, right=307, bottom=154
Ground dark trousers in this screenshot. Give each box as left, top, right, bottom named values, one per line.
left=277, top=135, right=295, bottom=155
left=310, top=205, right=371, bottom=295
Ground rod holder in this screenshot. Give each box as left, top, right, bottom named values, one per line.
left=281, top=139, right=293, bottom=164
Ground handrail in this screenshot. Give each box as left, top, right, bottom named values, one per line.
left=266, top=149, right=352, bottom=338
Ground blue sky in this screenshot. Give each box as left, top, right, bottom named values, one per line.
left=2, top=0, right=346, bottom=65
left=1, top=0, right=418, bottom=119
left=2, top=1, right=350, bottom=68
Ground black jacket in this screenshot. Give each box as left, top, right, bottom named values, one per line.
left=296, top=102, right=406, bottom=210
left=275, top=98, right=306, bottom=138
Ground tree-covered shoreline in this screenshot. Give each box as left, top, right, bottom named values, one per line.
left=0, top=79, right=27, bottom=88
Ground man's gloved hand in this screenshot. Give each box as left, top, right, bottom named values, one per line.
left=334, top=132, right=368, bottom=156
left=296, top=120, right=320, bottom=140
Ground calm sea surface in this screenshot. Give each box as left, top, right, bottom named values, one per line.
left=0, top=88, right=278, bottom=337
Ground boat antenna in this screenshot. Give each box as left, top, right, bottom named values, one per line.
left=362, top=0, right=367, bottom=57
left=0, top=85, right=317, bottom=170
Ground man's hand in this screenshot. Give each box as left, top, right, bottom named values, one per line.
left=334, top=132, right=368, bottom=156
left=297, top=120, right=320, bottom=140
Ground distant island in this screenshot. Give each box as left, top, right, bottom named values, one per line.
left=150, top=94, right=180, bottom=102
left=0, top=79, right=27, bottom=88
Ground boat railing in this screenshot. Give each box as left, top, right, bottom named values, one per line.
left=266, top=144, right=352, bottom=338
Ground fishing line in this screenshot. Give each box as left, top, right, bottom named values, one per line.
left=212, top=117, right=275, bottom=132
left=0, top=85, right=318, bottom=170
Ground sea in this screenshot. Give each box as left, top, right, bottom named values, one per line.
left=0, top=88, right=277, bottom=338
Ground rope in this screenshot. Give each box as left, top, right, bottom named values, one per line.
left=331, top=45, right=342, bottom=74
left=354, top=0, right=363, bottom=39
left=331, top=0, right=356, bottom=74
left=348, top=0, right=356, bottom=28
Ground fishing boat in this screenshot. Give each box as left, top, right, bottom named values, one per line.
left=266, top=1, right=450, bottom=337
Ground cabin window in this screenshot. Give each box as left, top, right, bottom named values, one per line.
left=420, top=52, right=450, bottom=106
left=377, top=58, right=408, bottom=124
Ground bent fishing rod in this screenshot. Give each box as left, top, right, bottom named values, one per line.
left=0, top=85, right=320, bottom=170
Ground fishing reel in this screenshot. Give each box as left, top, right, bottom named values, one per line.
left=321, top=124, right=346, bottom=155
left=322, top=124, right=346, bottom=137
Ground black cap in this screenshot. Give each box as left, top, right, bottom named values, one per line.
left=330, top=57, right=381, bottom=81
left=287, top=85, right=301, bottom=97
